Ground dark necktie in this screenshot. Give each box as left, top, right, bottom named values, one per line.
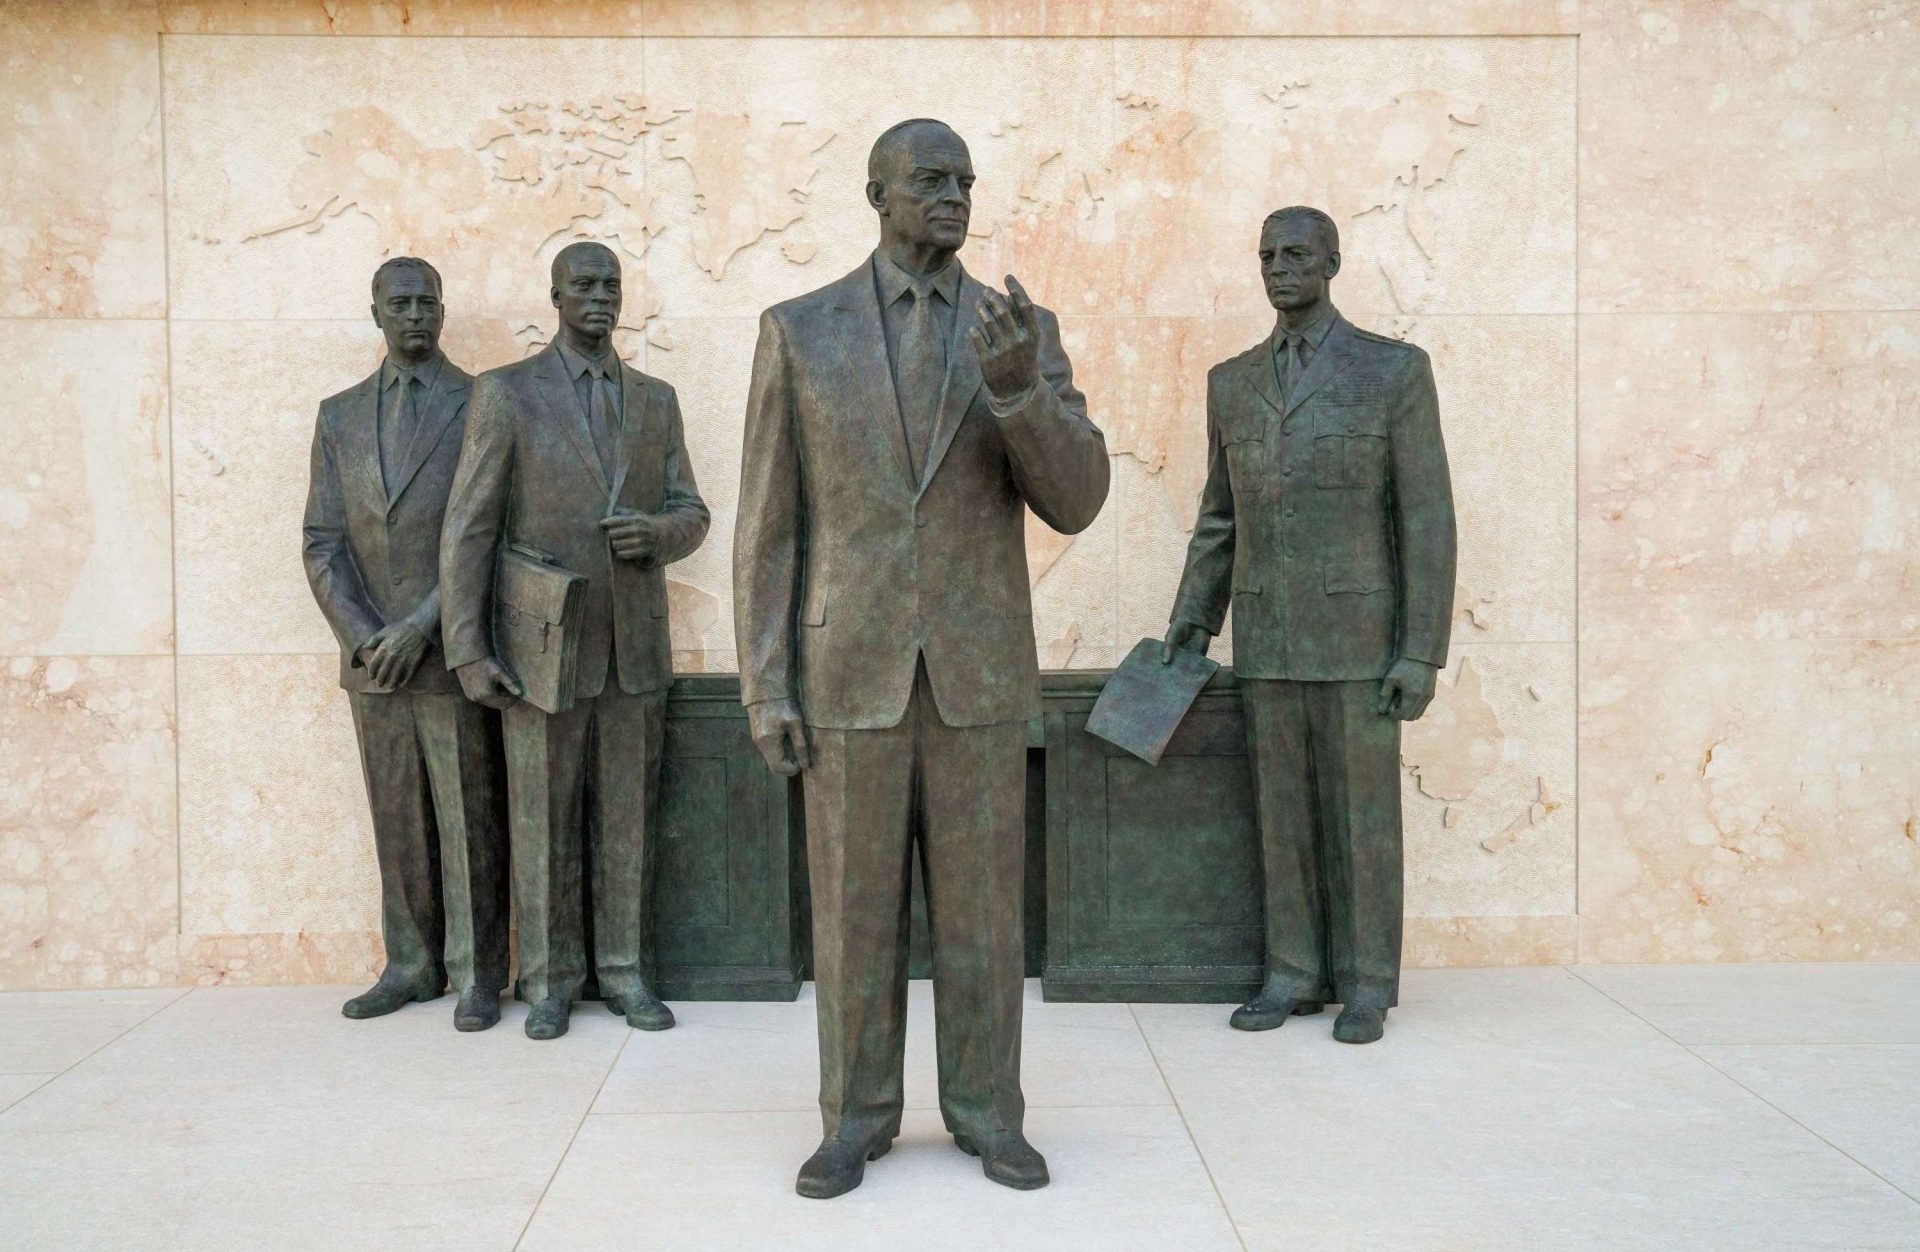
left=897, top=285, right=945, bottom=481
left=587, top=361, right=618, bottom=476
left=381, top=370, right=420, bottom=493
left=1278, top=332, right=1307, bottom=404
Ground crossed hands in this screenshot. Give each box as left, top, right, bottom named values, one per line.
left=358, top=620, right=429, bottom=690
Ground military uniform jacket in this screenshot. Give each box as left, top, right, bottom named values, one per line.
left=1171, top=314, right=1456, bottom=681
left=439, top=342, right=710, bottom=700
left=734, top=259, right=1110, bottom=730
left=303, top=357, right=473, bottom=694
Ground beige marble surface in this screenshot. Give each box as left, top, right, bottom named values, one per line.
left=1580, top=641, right=1920, bottom=964
left=0, top=321, right=173, bottom=657
left=0, top=1, right=167, bottom=318
left=1580, top=1, right=1920, bottom=315
left=1582, top=312, right=1920, bottom=641
left=4, top=5, right=1916, bottom=987
left=0, top=656, right=178, bottom=989
left=175, top=655, right=378, bottom=937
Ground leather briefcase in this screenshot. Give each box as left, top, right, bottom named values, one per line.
left=495, top=542, right=586, bottom=715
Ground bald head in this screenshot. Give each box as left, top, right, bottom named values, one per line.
left=866, top=119, right=974, bottom=261
left=551, top=240, right=619, bottom=287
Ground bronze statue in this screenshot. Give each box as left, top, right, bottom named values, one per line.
left=734, top=119, right=1109, bottom=1197
left=440, top=241, right=711, bottom=1041
left=1163, top=207, right=1456, bottom=1044
left=302, top=257, right=510, bottom=1032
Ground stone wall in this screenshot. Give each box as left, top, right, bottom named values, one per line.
left=2, top=0, right=1914, bottom=988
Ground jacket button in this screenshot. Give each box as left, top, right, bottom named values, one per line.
left=1281, top=466, right=1292, bottom=477
left=915, top=516, right=928, bottom=529
left=1346, top=424, right=1357, bottom=434
left=1284, top=508, right=1296, bottom=519
left=391, top=576, right=403, bottom=586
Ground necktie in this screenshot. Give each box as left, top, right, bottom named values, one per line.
left=1278, top=332, right=1307, bottom=403
left=896, top=285, right=945, bottom=481
left=381, top=370, right=420, bottom=493
left=587, top=362, right=618, bottom=476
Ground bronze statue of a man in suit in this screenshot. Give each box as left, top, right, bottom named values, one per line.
left=735, top=119, right=1110, bottom=1197
left=1164, top=207, right=1456, bottom=1045
left=440, top=241, right=710, bottom=1041
left=303, top=256, right=510, bottom=1032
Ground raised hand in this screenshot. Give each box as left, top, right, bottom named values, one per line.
left=970, top=273, right=1042, bottom=401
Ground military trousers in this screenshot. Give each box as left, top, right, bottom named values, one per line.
left=348, top=689, right=510, bottom=995
left=804, top=661, right=1028, bottom=1149
left=503, top=686, right=666, bottom=1006
left=1240, top=678, right=1402, bottom=1009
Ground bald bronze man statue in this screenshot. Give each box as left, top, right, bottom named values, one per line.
left=736, top=119, right=1110, bottom=1198
left=441, top=241, right=710, bottom=1041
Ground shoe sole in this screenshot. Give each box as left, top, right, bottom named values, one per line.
left=955, top=1137, right=1049, bottom=1189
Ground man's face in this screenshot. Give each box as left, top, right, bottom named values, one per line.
left=371, top=268, right=443, bottom=359
left=552, top=250, right=622, bottom=339
left=1259, top=218, right=1339, bottom=313
left=873, top=128, right=974, bottom=252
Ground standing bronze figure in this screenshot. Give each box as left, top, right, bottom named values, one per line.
left=303, top=256, right=511, bottom=1032
left=440, top=241, right=710, bottom=1041
left=734, top=119, right=1109, bottom=1197
left=1163, top=207, right=1456, bottom=1044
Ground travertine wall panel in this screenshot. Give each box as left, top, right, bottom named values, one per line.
left=1580, top=313, right=1920, bottom=642
left=0, top=321, right=173, bottom=657
left=0, top=0, right=167, bottom=318
left=176, top=654, right=376, bottom=936
left=1579, top=641, right=1920, bottom=963
left=1, top=1, right=1909, bottom=985
left=0, top=656, right=178, bottom=988
left=1579, top=0, right=1920, bottom=313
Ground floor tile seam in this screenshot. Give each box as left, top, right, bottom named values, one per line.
left=0, top=988, right=197, bottom=1124
left=1566, top=968, right=1920, bottom=1209
left=1128, top=1002, right=1250, bottom=1252
left=0, top=1076, right=53, bottom=1116
left=581, top=1099, right=1181, bottom=1120
left=511, top=1029, right=634, bottom=1252
left=1682, top=1045, right=1920, bottom=1210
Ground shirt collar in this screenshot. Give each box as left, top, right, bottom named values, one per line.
left=1271, top=302, right=1339, bottom=352
left=556, top=337, right=619, bottom=382
left=873, top=249, right=961, bottom=309
left=380, top=350, right=445, bottom=391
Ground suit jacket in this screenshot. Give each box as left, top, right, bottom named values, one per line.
left=734, top=257, right=1110, bottom=730
left=303, top=355, right=473, bottom=694
left=439, top=342, right=710, bottom=701
left=1171, top=313, right=1456, bottom=681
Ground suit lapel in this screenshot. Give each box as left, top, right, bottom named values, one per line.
left=916, top=268, right=984, bottom=498
left=384, top=365, right=465, bottom=509
left=533, top=343, right=610, bottom=496
left=828, top=264, right=915, bottom=490
left=344, top=372, right=389, bottom=513
left=1281, top=316, right=1358, bottom=419
left=1245, top=344, right=1284, bottom=421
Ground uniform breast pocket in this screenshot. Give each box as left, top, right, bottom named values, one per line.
left=1222, top=430, right=1269, bottom=493
left=1312, top=407, right=1388, bottom=490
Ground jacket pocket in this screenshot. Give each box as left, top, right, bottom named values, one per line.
left=1314, top=406, right=1388, bottom=489
left=1323, top=559, right=1392, bottom=596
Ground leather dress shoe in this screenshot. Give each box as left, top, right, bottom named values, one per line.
left=796, top=1135, right=893, bottom=1200
left=524, top=998, right=572, bottom=1041
left=1333, top=1004, right=1387, bottom=1044
left=1228, top=986, right=1326, bottom=1032
left=954, top=1129, right=1050, bottom=1190
left=341, top=980, right=441, bottom=1020
left=605, top=983, right=676, bottom=1032
left=453, top=987, right=501, bottom=1032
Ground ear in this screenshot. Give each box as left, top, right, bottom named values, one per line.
left=865, top=178, right=887, bottom=215
left=1324, top=250, right=1342, bottom=280
left=550, top=285, right=561, bottom=310
left=370, top=302, right=381, bottom=330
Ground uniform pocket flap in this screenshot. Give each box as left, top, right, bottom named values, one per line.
left=1323, top=562, right=1392, bottom=595
left=1232, top=580, right=1263, bottom=596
